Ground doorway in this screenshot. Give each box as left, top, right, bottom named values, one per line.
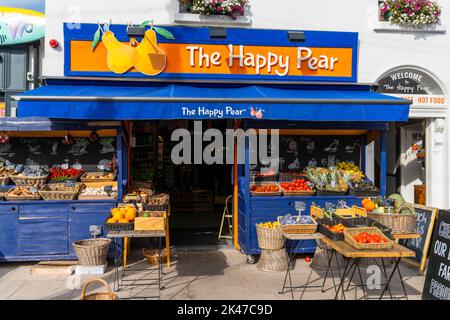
left=130, top=120, right=234, bottom=248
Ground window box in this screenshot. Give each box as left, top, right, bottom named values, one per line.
left=373, top=20, right=447, bottom=33
left=174, top=3, right=251, bottom=26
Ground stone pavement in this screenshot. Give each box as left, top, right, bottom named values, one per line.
left=0, top=248, right=425, bottom=300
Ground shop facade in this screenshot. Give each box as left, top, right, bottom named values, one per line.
left=40, top=0, right=449, bottom=209
left=1, top=0, right=449, bottom=262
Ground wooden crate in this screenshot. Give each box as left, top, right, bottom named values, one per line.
left=134, top=217, right=165, bottom=231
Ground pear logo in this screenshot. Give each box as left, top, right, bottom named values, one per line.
left=91, top=21, right=174, bottom=76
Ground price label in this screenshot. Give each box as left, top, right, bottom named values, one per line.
left=295, top=201, right=306, bottom=212
left=65, top=179, right=76, bottom=188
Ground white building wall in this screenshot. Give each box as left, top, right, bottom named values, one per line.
left=43, top=0, right=450, bottom=208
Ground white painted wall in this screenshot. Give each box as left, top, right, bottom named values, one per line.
left=43, top=0, right=450, bottom=208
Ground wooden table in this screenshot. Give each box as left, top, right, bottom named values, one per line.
left=321, top=238, right=415, bottom=300
left=279, top=232, right=330, bottom=300
left=391, top=233, right=421, bottom=241
left=107, top=230, right=166, bottom=297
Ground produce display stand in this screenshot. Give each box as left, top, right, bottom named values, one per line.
left=107, top=230, right=166, bottom=299
left=238, top=121, right=389, bottom=262
left=321, top=237, right=415, bottom=300
left=278, top=232, right=332, bottom=300
left=0, top=118, right=127, bottom=262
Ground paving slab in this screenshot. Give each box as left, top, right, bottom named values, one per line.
left=0, top=250, right=427, bottom=300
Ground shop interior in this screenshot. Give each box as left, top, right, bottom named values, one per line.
left=130, top=120, right=234, bottom=247
left=386, top=119, right=426, bottom=205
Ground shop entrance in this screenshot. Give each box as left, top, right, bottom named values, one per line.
left=130, top=120, right=233, bottom=248
left=386, top=119, right=426, bottom=204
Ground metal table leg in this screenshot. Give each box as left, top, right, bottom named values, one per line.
left=334, top=258, right=358, bottom=300
left=379, top=257, right=404, bottom=300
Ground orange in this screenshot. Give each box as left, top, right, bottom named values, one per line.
left=118, top=218, right=129, bottom=223
left=111, top=208, right=121, bottom=215
left=112, top=212, right=123, bottom=221
left=361, top=198, right=370, bottom=206
left=106, top=218, right=116, bottom=224
left=363, top=200, right=376, bottom=212
left=125, top=210, right=136, bottom=222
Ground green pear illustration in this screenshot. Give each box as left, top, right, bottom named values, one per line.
left=134, top=29, right=167, bottom=76
left=102, top=31, right=139, bottom=74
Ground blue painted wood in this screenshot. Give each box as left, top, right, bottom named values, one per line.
left=0, top=212, right=18, bottom=258
left=19, top=217, right=69, bottom=256
left=0, top=201, right=118, bottom=262
left=69, top=211, right=111, bottom=254
left=380, top=130, right=387, bottom=196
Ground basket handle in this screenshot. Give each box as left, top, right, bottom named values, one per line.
left=80, top=278, right=113, bottom=299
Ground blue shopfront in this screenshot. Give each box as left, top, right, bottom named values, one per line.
left=2, top=25, right=410, bottom=262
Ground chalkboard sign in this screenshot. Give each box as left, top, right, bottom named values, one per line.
left=0, top=137, right=116, bottom=172
left=402, top=204, right=438, bottom=274
left=422, top=210, right=450, bottom=300
left=254, top=135, right=362, bottom=173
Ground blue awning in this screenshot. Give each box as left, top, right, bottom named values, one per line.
left=16, top=82, right=411, bottom=122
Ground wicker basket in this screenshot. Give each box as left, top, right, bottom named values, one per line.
left=80, top=278, right=118, bottom=300
left=367, top=211, right=417, bottom=234
left=255, top=224, right=284, bottom=250
left=80, top=172, right=116, bottom=182
left=257, top=248, right=289, bottom=272
left=73, top=238, right=111, bottom=266
left=344, top=227, right=394, bottom=250
left=142, top=248, right=168, bottom=265
left=11, top=175, right=48, bottom=187
left=38, top=183, right=82, bottom=201
left=0, top=176, right=10, bottom=186
left=5, top=187, right=41, bottom=201
left=277, top=216, right=318, bottom=234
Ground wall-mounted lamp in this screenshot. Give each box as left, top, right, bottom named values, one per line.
left=209, top=27, right=227, bottom=39
left=287, top=31, right=305, bottom=42
left=127, top=25, right=146, bottom=38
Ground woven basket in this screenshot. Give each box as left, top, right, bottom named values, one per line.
left=80, top=278, right=118, bottom=300
left=257, top=249, right=289, bottom=272
left=73, top=238, right=111, bottom=266
left=255, top=224, right=284, bottom=250
left=142, top=248, right=168, bottom=265
left=38, top=183, right=82, bottom=201
left=277, top=216, right=318, bottom=234
left=344, top=227, right=394, bottom=250
left=11, top=175, right=48, bottom=187
left=367, top=211, right=417, bottom=234
left=0, top=176, right=10, bottom=186
left=80, top=172, right=116, bottom=183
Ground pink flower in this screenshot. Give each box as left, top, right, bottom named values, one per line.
left=216, top=6, right=223, bottom=12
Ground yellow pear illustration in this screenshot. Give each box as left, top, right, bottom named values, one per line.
left=102, top=31, right=139, bottom=74
left=134, top=29, right=167, bottom=76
